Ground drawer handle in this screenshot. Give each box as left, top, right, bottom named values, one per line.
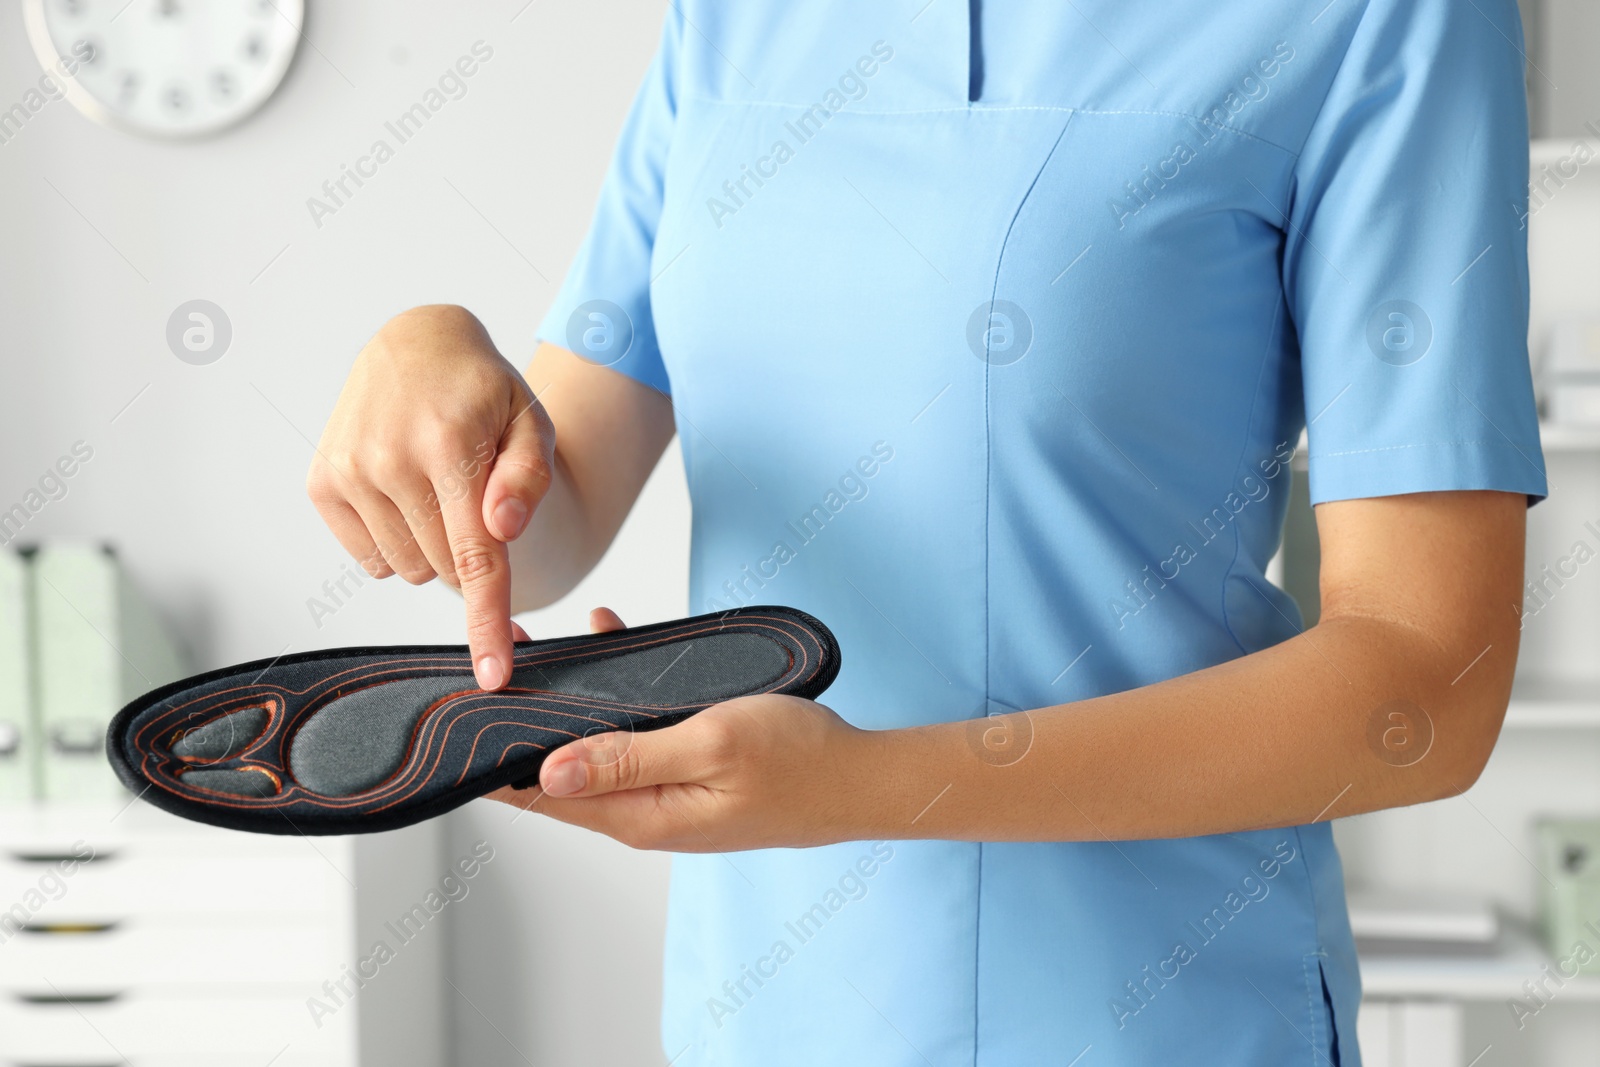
left=17, top=921, right=119, bottom=936
left=12, top=991, right=123, bottom=1005
left=47, top=722, right=103, bottom=756
left=7, top=850, right=112, bottom=865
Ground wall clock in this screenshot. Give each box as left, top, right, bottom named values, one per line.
left=22, top=0, right=304, bottom=138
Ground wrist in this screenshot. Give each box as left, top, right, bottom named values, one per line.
left=839, top=723, right=954, bottom=843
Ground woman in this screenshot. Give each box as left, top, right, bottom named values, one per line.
left=308, top=1, right=1543, bottom=1063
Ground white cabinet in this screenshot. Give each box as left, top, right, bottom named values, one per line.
left=1355, top=1001, right=1464, bottom=1067
left=0, top=800, right=444, bottom=1066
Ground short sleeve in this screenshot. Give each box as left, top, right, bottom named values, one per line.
left=1284, top=0, right=1547, bottom=505
left=534, top=8, right=681, bottom=395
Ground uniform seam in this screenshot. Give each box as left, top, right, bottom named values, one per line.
left=1291, top=823, right=1331, bottom=978
left=1282, top=0, right=1375, bottom=246
left=1068, top=108, right=1295, bottom=152
left=1291, top=823, right=1336, bottom=1065
left=1287, top=0, right=1377, bottom=163
left=1313, top=438, right=1512, bottom=458
left=971, top=108, right=1077, bottom=1067
left=971, top=844, right=983, bottom=1067
left=1301, top=952, right=1321, bottom=1065
left=681, top=95, right=1073, bottom=116
left=680, top=96, right=1298, bottom=152
left=1219, top=298, right=1285, bottom=656
left=971, top=0, right=983, bottom=1054
left=940, top=102, right=1058, bottom=116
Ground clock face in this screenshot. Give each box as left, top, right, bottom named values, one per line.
left=23, top=0, right=304, bottom=138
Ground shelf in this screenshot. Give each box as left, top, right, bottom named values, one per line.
left=1504, top=676, right=1600, bottom=728
left=1359, top=921, right=1600, bottom=1002
left=1537, top=423, right=1600, bottom=453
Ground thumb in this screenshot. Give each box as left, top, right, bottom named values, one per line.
left=539, top=717, right=712, bottom=798
left=589, top=607, right=626, bottom=633
left=483, top=392, right=555, bottom=542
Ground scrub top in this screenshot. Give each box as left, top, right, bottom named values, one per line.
left=535, top=1, right=1546, bottom=1063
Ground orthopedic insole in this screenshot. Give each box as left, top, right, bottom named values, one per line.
left=105, top=607, right=839, bottom=835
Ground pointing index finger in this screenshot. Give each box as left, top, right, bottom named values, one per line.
left=435, top=470, right=515, bottom=690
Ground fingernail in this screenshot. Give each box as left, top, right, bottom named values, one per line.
left=542, top=759, right=585, bottom=796
left=493, top=498, right=529, bottom=540
left=476, top=655, right=505, bottom=691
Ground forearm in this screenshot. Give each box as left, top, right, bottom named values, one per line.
left=864, top=611, right=1516, bottom=843
left=516, top=492, right=1529, bottom=854
left=506, top=451, right=605, bottom=611
left=505, top=341, right=676, bottom=614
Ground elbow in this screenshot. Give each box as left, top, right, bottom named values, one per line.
left=1417, top=665, right=1515, bottom=802
left=1421, top=737, right=1494, bottom=802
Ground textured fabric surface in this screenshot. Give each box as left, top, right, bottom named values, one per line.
left=509, top=630, right=787, bottom=704
left=106, top=607, right=838, bottom=835
left=169, top=705, right=269, bottom=761
left=283, top=631, right=790, bottom=798
left=288, top=676, right=474, bottom=797
left=177, top=767, right=280, bottom=798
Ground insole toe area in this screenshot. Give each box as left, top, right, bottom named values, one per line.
left=170, top=705, right=270, bottom=761
left=179, top=766, right=280, bottom=797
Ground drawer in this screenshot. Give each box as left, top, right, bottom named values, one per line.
left=0, top=990, right=356, bottom=1064
left=0, top=800, right=352, bottom=865
left=0, top=918, right=342, bottom=988
left=0, top=851, right=350, bottom=920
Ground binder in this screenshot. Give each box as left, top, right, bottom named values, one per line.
left=30, top=541, right=184, bottom=802
left=1537, top=817, right=1600, bottom=976
left=0, top=548, right=33, bottom=803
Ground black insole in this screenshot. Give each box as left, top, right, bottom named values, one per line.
left=105, top=607, right=840, bottom=835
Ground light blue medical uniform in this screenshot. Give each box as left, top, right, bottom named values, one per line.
left=535, top=1, right=1546, bottom=1062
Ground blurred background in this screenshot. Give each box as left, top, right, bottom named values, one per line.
left=0, top=2, right=682, bottom=1065
left=1, top=1, right=1600, bottom=1065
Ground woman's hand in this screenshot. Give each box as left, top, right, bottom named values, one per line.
left=307, top=305, right=554, bottom=690
left=486, top=609, right=884, bottom=851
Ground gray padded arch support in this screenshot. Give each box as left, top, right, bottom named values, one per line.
left=288, top=631, right=789, bottom=798
left=289, top=676, right=474, bottom=797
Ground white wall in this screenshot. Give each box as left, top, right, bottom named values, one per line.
left=1534, top=0, right=1600, bottom=137
left=0, top=3, right=681, bottom=1064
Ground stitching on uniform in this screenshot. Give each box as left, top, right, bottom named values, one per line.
left=1302, top=952, right=1320, bottom=1065
left=681, top=95, right=1074, bottom=116
left=1289, top=823, right=1335, bottom=1062
left=1288, top=0, right=1376, bottom=163
left=971, top=844, right=983, bottom=1067
left=971, top=108, right=1077, bottom=1067
left=680, top=96, right=1298, bottom=152
left=1313, top=439, right=1507, bottom=458
left=1218, top=299, right=1285, bottom=656
left=1064, top=108, right=1294, bottom=152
